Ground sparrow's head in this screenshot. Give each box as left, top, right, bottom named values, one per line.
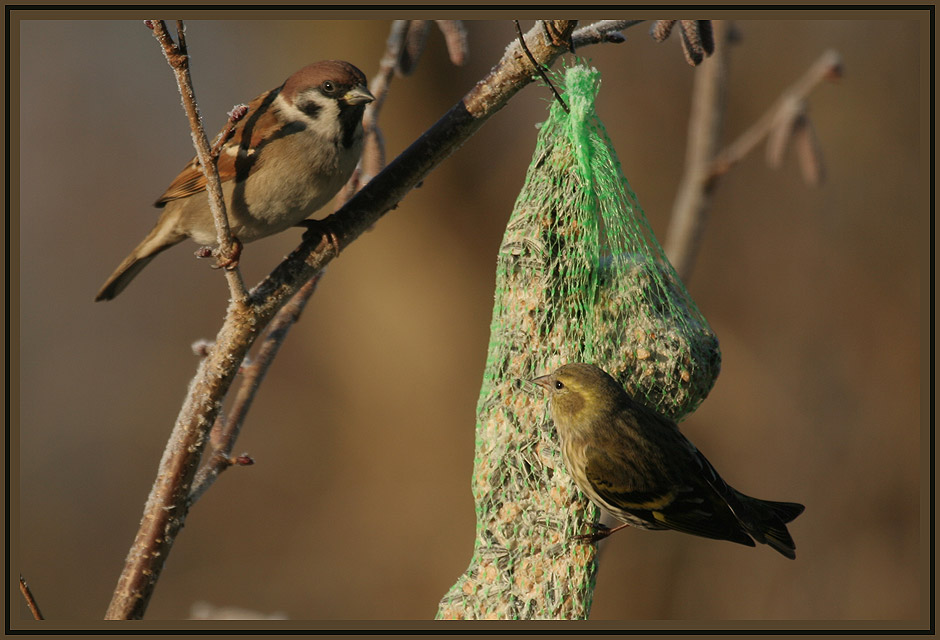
left=279, top=60, right=374, bottom=147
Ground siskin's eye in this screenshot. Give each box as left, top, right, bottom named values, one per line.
left=554, top=380, right=565, bottom=390
left=321, top=80, right=335, bottom=93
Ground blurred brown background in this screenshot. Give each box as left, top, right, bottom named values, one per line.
left=15, top=17, right=927, bottom=622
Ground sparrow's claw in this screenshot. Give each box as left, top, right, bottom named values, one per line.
left=212, top=237, right=242, bottom=270
left=296, top=218, right=341, bottom=255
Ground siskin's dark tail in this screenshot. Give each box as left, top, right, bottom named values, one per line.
left=741, top=497, right=805, bottom=559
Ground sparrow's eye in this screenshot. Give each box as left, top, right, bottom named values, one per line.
left=554, top=380, right=565, bottom=390
left=321, top=80, right=336, bottom=94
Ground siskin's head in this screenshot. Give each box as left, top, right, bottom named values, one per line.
left=532, top=363, right=628, bottom=437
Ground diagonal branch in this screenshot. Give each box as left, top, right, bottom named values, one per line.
left=708, top=48, right=841, bottom=182
left=105, top=19, right=579, bottom=620
left=18, top=575, right=44, bottom=620
left=249, top=20, right=579, bottom=313
left=187, top=274, right=323, bottom=506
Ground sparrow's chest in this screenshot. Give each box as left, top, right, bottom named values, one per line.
left=233, top=127, right=362, bottom=228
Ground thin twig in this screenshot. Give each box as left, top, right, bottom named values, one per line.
left=664, top=29, right=841, bottom=280
left=356, top=20, right=408, bottom=190
left=149, top=20, right=248, bottom=303
left=571, top=20, right=643, bottom=47
left=19, top=575, right=44, bottom=620
left=708, top=48, right=842, bottom=182
left=663, top=20, right=729, bottom=280
left=210, top=104, right=248, bottom=159
left=188, top=273, right=323, bottom=506
left=174, top=19, right=186, bottom=55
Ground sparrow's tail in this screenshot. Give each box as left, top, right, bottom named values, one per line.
left=94, top=220, right=185, bottom=301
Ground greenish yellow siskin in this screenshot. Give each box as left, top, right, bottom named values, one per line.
left=533, top=363, right=804, bottom=559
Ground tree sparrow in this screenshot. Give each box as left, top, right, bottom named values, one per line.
left=95, top=60, right=374, bottom=301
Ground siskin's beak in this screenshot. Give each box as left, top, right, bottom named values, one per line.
left=531, top=375, right=553, bottom=391
left=344, top=84, right=375, bottom=106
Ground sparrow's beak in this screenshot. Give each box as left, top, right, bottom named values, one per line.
left=344, top=84, right=375, bottom=106
left=531, top=375, right=553, bottom=391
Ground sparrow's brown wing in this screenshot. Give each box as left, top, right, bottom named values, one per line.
left=154, top=87, right=280, bottom=206
left=154, top=156, right=211, bottom=206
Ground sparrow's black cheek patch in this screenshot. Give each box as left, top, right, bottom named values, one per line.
left=299, top=101, right=322, bottom=119
left=338, top=104, right=367, bottom=148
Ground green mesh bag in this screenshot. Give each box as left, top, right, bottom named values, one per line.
left=436, top=64, right=720, bottom=620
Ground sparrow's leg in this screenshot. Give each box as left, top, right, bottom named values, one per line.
left=296, top=218, right=341, bottom=255
left=205, top=237, right=243, bottom=271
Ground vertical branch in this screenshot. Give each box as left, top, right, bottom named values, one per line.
left=663, top=20, right=729, bottom=280
left=664, top=24, right=841, bottom=280
left=105, top=20, right=256, bottom=620
left=148, top=20, right=248, bottom=303
left=337, top=19, right=407, bottom=202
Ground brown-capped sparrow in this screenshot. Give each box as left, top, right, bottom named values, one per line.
left=95, top=60, right=374, bottom=301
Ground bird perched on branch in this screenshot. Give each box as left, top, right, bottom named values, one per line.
left=95, top=60, right=374, bottom=301
left=533, top=363, right=804, bottom=558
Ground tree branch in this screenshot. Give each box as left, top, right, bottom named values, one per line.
left=571, top=20, right=640, bottom=47
left=187, top=274, right=321, bottom=506
left=148, top=20, right=248, bottom=303
left=105, top=19, right=578, bottom=620
left=708, top=48, right=841, bottom=181
left=19, top=575, right=43, bottom=620
left=662, top=20, right=730, bottom=279
left=664, top=24, right=841, bottom=280
left=247, top=20, right=579, bottom=313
